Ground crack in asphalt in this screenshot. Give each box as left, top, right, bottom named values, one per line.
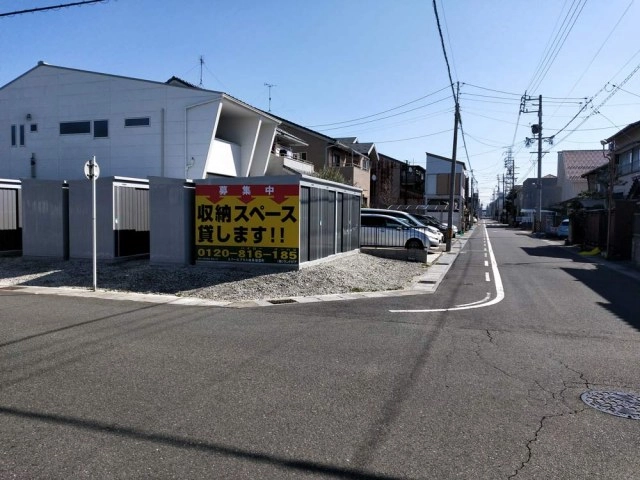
left=485, top=329, right=495, bottom=344
left=507, top=404, right=587, bottom=479
left=472, top=331, right=524, bottom=384
left=559, top=360, right=592, bottom=389
left=508, top=361, right=592, bottom=478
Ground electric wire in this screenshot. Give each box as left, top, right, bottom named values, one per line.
left=432, top=0, right=457, bottom=103
left=0, top=0, right=107, bottom=17
left=317, top=96, right=451, bottom=132
left=547, top=0, right=634, bottom=118
left=373, top=128, right=453, bottom=144
left=306, top=85, right=450, bottom=128
left=527, top=0, right=587, bottom=94
left=524, top=0, right=571, bottom=92
left=438, top=0, right=459, bottom=83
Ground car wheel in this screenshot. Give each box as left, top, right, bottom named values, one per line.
left=405, top=239, right=423, bottom=250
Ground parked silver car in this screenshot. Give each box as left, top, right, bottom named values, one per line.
left=360, top=214, right=437, bottom=249
left=362, top=208, right=443, bottom=244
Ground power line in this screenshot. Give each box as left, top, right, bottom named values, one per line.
left=461, top=83, right=523, bottom=97
left=432, top=0, right=457, bottom=102
left=306, top=85, right=450, bottom=128
left=460, top=92, right=523, bottom=102
left=438, top=0, right=459, bottom=83
left=547, top=0, right=634, bottom=120
left=527, top=0, right=587, bottom=93
left=0, top=0, right=107, bottom=17
left=553, top=59, right=640, bottom=147
left=330, top=108, right=454, bottom=136
left=524, top=0, right=571, bottom=91
left=317, top=96, right=451, bottom=132
left=372, top=128, right=453, bottom=144
left=615, top=85, right=640, bottom=98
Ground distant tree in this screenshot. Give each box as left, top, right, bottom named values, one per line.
left=375, top=175, right=395, bottom=208
left=313, top=167, right=350, bottom=185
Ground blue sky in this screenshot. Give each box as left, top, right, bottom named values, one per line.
left=2, top=0, right=640, bottom=207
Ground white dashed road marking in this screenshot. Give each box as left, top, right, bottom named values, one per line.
left=390, top=224, right=505, bottom=313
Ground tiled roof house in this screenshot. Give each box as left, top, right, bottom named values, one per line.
left=556, top=150, right=608, bottom=202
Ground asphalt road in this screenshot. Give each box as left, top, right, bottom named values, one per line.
left=1, top=222, right=639, bottom=479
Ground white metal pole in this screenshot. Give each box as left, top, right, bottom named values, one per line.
left=92, top=155, right=97, bottom=291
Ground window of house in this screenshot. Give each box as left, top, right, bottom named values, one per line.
left=298, top=152, right=307, bottom=161
left=617, top=150, right=633, bottom=175
left=60, top=121, right=91, bottom=135
left=632, top=147, right=640, bottom=174
left=93, top=120, right=108, bottom=138
left=332, top=153, right=340, bottom=167
left=124, top=117, right=150, bottom=127
left=19, top=125, right=25, bottom=146
left=11, top=125, right=16, bottom=146
left=30, top=124, right=38, bottom=132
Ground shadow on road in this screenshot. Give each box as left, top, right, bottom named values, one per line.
left=560, top=265, right=640, bottom=332
left=518, top=244, right=640, bottom=332
left=0, top=405, right=404, bottom=480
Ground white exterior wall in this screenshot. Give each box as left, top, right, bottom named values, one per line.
left=425, top=155, right=467, bottom=199
left=0, top=64, right=279, bottom=181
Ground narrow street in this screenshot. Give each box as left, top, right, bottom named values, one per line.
left=1, top=222, right=639, bottom=479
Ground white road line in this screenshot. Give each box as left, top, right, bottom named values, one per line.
left=484, top=260, right=489, bottom=267
left=390, top=224, right=505, bottom=313
left=485, top=272, right=490, bottom=281
left=455, top=292, right=491, bottom=307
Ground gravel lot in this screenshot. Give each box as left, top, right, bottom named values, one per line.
left=0, top=253, right=429, bottom=302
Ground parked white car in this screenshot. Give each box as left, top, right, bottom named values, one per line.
left=362, top=208, right=443, bottom=244
left=361, top=214, right=438, bottom=249
left=557, top=219, right=569, bottom=239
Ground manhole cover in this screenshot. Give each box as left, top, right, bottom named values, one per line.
left=581, top=390, right=640, bottom=420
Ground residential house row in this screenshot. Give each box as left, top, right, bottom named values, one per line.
left=1, top=61, right=478, bottom=260
left=1, top=62, right=459, bottom=210
left=486, top=127, right=640, bottom=267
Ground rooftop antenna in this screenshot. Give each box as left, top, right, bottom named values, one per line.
left=264, top=82, right=276, bottom=112
left=199, top=55, right=204, bottom=87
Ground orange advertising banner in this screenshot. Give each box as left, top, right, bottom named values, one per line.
left=195, top=183, right=299, bottom=264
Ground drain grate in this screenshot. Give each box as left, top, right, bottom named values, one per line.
left=581, top=390, right=640, bottom=420
left=0, top=286, right=24, bottom=291
left=267, top=298, right=297, bottom=305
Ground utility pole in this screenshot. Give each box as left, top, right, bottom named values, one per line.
left=264, top=82, right=276, bottom=112
left=536, top=94, right=543, bottom=233
left=446, top=82, right=460, bottom=252
left=199, top=55, right=204, bottom=87
left=522, top=94, right=552, bottom=233
left=496, top=174, right=501, bottom=222
left=502, top=174, right=505, bottom=223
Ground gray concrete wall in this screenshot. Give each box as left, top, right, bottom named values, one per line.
left=68, top=179, right=115, bottom=259
left=21, top=180, right=68, bottom=258
left=149, top=177, right=194, bottom=265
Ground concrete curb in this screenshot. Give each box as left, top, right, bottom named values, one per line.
left=1, top=232, right=474, bottom=308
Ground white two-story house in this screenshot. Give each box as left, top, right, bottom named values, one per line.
left=0, top=62, right=279, bottom=181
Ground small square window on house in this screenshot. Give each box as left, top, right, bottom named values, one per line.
left=30, top=124, right=38, bottom=132
left=93, top=120, right=108, bottom=138
left=124, top=117, right=150, bottom=127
